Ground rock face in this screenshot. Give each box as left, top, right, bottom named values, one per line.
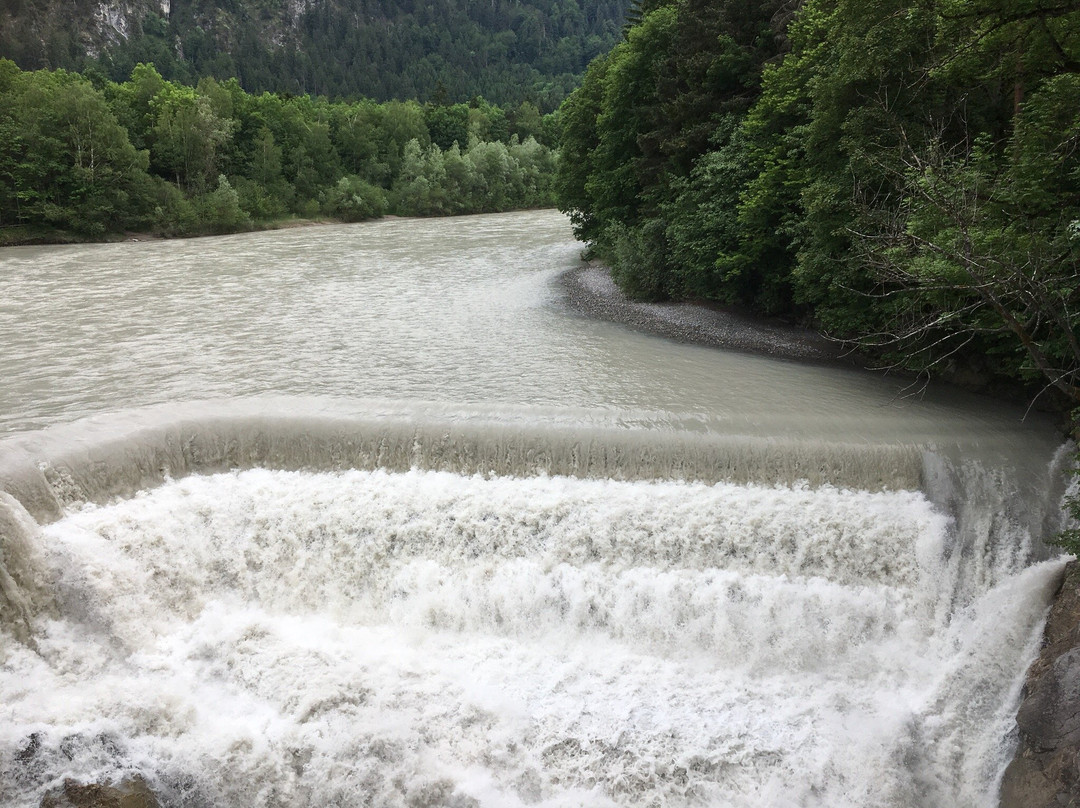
left=1000, top=560, right=1080, bottom=807
left=40, top=777, right=159, bottom=808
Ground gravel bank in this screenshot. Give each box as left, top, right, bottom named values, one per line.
left=558, top=264, right=847, bottom=363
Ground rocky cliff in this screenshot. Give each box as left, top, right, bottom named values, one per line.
left=1, top=0, right=168, bottom=58
left=1000, top=560, right=1080, bottom=807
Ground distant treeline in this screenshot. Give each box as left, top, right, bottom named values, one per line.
left=557, top=0, right=1080, bottom=409
left=0, top=60, right=560, bottom=242
left=1, top=0, right=629, bottom=110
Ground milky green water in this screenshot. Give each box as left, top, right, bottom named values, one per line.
left=0, top=211, right=1059, bottom=454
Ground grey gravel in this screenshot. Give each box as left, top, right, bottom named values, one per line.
left=558, top=264, right=847, bottom=363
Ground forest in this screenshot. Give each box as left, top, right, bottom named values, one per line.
left=0, top=60, right=559, bottom=242
left=1, top=0, right=628, bottom=110
left=556, top=0, right=1080, bottom=410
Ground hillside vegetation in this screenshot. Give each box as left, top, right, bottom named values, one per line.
left=557, top=0, right=1080, bottom=409
left=0, top=60, right=558, bottom=241
left=1, top=0, right=628, bottom=109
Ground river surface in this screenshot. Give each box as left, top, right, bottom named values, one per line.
left=0, top=210, right=1071, bottom=808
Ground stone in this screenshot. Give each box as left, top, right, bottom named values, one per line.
left=39, top=776, right=159, bottom=808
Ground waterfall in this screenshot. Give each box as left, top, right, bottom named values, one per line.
left=0, top=401, right=1068, bottom=808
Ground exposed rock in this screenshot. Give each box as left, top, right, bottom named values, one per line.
left=40, top=777, right=159, bottom=808
left=1000, top=560, right=1080, bottom=807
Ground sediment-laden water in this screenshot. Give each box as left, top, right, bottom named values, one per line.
left=0, top=211, right=1070, bottom=807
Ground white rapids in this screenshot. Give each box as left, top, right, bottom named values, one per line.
left=0, top=463, right=1067, bottom=808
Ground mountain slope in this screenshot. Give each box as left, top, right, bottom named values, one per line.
left=0, top=0, right=629, bottom=108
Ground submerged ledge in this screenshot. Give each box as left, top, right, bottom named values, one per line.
left=0, top=398, right=927, bottom=528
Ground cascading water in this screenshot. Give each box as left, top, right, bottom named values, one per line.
left=0, top=428, right=1066, bottom=808
left=0, top=211, right=1072, bottom=807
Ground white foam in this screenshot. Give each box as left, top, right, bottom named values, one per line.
left=0, top=469, right=1064, bottom=807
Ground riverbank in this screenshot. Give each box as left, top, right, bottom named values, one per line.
left=559, top=263, right=846, bottom=364
left=560, top=262, right=1080, bottom=423
left=0, top=215, right=356, bottom=248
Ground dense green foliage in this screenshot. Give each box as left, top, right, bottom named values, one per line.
left=1, top=0, right=629, bottom=110
left=558, top=0, right=1080, bottom=408
left=0, top=60, right=559, bottom=241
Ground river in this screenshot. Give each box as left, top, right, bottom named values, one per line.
left=0, top=210, right=1070, bottom=807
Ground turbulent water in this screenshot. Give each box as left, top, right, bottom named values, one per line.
left=0, top=211, right=1071, bottom=807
